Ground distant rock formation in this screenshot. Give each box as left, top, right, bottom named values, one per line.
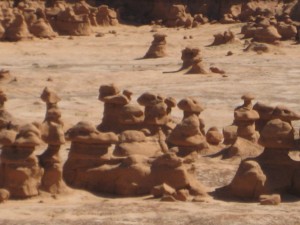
left=143, top=33, right=167, bottom=59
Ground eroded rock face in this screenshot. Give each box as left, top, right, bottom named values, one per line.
left=96, top=0, right=300, bottom=25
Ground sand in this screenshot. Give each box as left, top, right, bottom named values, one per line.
left=0, top=23, right=300, bottom=224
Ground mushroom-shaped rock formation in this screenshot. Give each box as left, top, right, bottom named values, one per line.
left=233, top=94, right=260, bottom=143
left=221, top=94, right=262, bottom=160
left=167, top=97, right=208, bottom=156
left=39, top=98, right=67, bottom=194
left=180, top=47, right=202, bottom=71
left=137, top=92, right=169, bottom=127
left=221, top=103, right=300, bottom=200
left=143, top=33, right=167, bottom=59
left=97, top=84, right=132, bottom=133
left=178, top=47, right=208, bottom=75
left=41, top=87, right=61, bottom=111
left=114, top=103, right=167, bottom=157
left=0, top=124, right=43, bottom=199
left=63, top=121, right=119, bottom=189
left=40, top=87, right=62, bottom=124
left=96, top=5, right=118, bottom=26
left=217, top=116, right=300, bottom=201
left=137, top=92, right=172, bottom=150
left=64, top=121, right=207, bottom=197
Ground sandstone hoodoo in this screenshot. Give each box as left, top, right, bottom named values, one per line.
left=97, top=84, right=132, bottom=133
left=143, top=33, right=167, bottom=59
left=177, top=47, right=208, bottom=74
left=217, top=102, right=300, bottom=201
left=0, top=124, right=43, bottom=199
left=167, top=97, right=208, bottom=157
left=234, top=94, right=260, bottom=143
left=39, top=88, right=67, bottom=194
left=221, top=94, right=263, bottom=160
left=0, top=89, right=16, bottom=130
left=62, top=84, right=210, bottom=198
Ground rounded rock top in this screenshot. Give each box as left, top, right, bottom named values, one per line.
left=241, top=93, right=255, bottom=101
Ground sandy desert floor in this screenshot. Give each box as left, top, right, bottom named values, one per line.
left=1, top=23, right=300, bottom=224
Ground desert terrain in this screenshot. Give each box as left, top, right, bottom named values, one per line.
left=0, top=22, right=300, bottom=224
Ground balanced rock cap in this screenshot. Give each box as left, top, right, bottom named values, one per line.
left=164, top=97, right=177, bottom=108
left=119, top=104, right=144, bottom=124
left=273, top=105, right=300, bottom=121
left=15, top=124, right=42, bottom=147
left=99, top=84, right=120, bottom=100
left=153, top=33, right=167, bottom=40
left=137, top=92, right=164, bottom=106
left=241, top=93, right=255, bottom=101
left=177, top=97, right=205, bottom=113
left=66, top=121, right=118, bottom=144
left=41, top=87, right=61, bottom=104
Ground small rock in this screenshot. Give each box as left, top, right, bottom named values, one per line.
left=210, top=67, right=226, bottom=74
left=151, top=183, right=175, bottom=198
left=109, top=30, right=117, bottom=35
left=0, top=69, right=11, bottom=80
left=0, top=189, right=10, bottom=203
left=96, top=32, right=105, bottom=37
left=260, top=194, right=281, bottom=205
left=226, top=51, right=233, bottom=56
